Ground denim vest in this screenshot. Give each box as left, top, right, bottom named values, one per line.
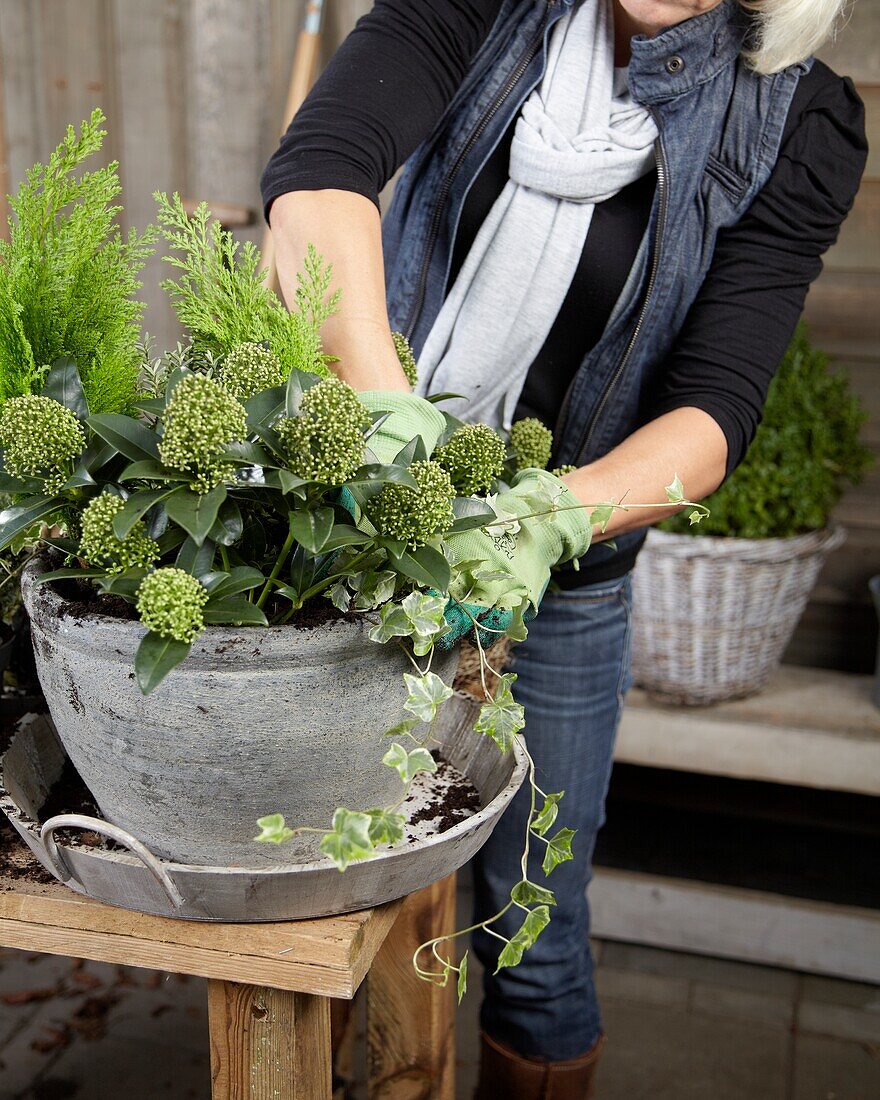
left=382, top=0, right=808, bottom=565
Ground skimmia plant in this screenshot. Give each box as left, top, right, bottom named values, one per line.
left=0, top=138, right=707, bottom=994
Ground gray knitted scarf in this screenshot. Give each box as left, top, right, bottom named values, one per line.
left=415, top=0, right=657, bottom=429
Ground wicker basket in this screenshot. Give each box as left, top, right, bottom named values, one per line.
left=631, top=525, right=846, bottom=706
left=453, top=636, right=513, bottom=700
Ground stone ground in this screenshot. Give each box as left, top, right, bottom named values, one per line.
left=2, top=930, right=879, bottom=1100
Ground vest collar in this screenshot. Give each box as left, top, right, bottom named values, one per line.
left=626, top=0, right=749, bottom=105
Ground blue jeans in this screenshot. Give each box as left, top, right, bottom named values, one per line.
left=472, top=574, right=633, bottom=1062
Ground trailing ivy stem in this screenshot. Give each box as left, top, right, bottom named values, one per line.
left=256, top=527, right=296, bottom=609
left=295, top=547, right=376, bottom=605
left=413, top=900, right=515, bottom=982
left=486, top=498, right=709, bottom=529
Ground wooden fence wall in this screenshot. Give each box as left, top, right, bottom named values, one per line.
left=0, top=0, right=876, bottom=670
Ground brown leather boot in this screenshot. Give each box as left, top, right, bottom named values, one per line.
left=474, top=1030, right=605, bottom=1099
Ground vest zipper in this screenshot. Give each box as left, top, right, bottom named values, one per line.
left=404, top=0, right=557, bottom=340
left=556, top=115, right=669, bottom=464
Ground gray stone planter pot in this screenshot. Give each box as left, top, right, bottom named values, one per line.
left=21, top=560, right=459, bottom=867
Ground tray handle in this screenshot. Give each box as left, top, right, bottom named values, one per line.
left=39, top=814, right=184, bottom=910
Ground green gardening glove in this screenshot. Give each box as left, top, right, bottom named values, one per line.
left=359, top=391, right=446, bottom=465
left=437, top=469, right=593, bottom=650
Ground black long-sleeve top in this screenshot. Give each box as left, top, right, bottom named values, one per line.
left=262, top=0, right=867, bottom=479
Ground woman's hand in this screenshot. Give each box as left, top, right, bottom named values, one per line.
left=269, top=189, right=410, bottom=392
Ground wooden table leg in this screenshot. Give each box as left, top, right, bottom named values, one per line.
left=367, top=873, right=457, bottom=1100
left=208, top=979, right=332, bottom=1099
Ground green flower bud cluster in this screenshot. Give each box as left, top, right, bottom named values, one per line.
left=277, top=376, right=370, bottom=486
left=136, top=567, right=208, bottom=644
left=158, top=375, right=247, bottom=493
left=509, top=417, right=553, bottom=472
left=434, top=423, right=506, bottom=496
left=0, top=394, right=85, bottom=493
left=79, top=493, right=160, bottom=574
left=391, top=331, right=418, bottom=388
left=218, top=342, right=286, bottom=401
left=551, top=464, right=577, bottom=477
left=368, top=460, right=455, bottom=548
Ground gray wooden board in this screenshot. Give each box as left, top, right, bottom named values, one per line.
left=0, top=696, right=527, bottom=923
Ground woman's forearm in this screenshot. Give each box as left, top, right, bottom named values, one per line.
left=269, top=190, right=409, bottom=391
left=562, top=406, right=728, bottom=539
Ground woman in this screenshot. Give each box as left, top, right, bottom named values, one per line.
left=262, top=0, right=866, bottom=1094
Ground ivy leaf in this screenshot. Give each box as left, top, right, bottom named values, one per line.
left=541, top=827, right=576, bottom=876
left=511, top=880, right=557, bottom=907
left=403, top=671, right=454, bottom=723
left=319, top=808, right=376, bottom=871
left=474, top=673, right=524, bottom=752
left=368, top=602, right=411, bottom=644
left=531, top=791, right=564, bottom=838
left=381, top=717, right=421, bottom=740
left=328, top=580, right=352, bottom=612
left=689, top=509, right=704, bottom=526
left=495, top=906, right=551, bottom=972
left=364, top=807, right=405, bottom=846
left=457, top=951, right=469, bottom=1004
left=589, top=502, right=615, bottom=531
left=382, top=742, right=437, bottom=784
left=135, top=632, right=191, bottom=694
left=665, top=474, right=685, bottom=503
left=350, top=569, right=397, bottom=611
left=254, top=813, right=294, bottom=844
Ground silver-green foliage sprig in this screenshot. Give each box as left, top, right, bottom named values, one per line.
left=79, top=493, right=159, bottom=574
left=509, top=417, right=553, bottom=473
left=368, top=460, right=455, bottom=548
left=0, top=394, right=85, bottom=492
left=136, top=567, right=208, bottom=644
left=435, top=423, right=506, bottom=495
left=158, top=374, right=247, bottom=493
left=218, top=342, right=286, bottom=401
left=277, top=376, right=370, bottom=486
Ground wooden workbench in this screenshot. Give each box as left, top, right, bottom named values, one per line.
left=0, top=864, right=457, bottom=1099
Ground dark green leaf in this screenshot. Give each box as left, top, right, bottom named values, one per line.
left=42, top=358, right=89, bottom=419
left=392, top=437, right=422, bottom=467
left=208, top=497, right=243, bottom=546
left=59, top=463, right=96, bottom=491
left=203, top=596, right=268, bottom=626
left=0, top=497, right=61, bottom=550
left=112, top=489, right=176, bottom=540
left=284, top=368, right=321, bottom=417
left=394, top=544, right=451, bottom=592
left=119, top=459, right=186, bottom=482
left=287, top=542, right=316, bottom=597
left=322, top=524, right=371, bottom=552
left=449, top=496, right=497, bottom=531
left=220, top=441, right=273, bottom=467
left=176, top=536, right=215, bottom=577
left=244, top=385, right=286, bottom=429
left=165, top=486, right=227, bottom=546
left=204, top=566, right=264, bottom=600
left=33, top=567, right=104, bottom=586
left=363, top=412, right=390, bottom=442
left=98, top=571, right=148, bottom=599
left=289, top=506, right=333, bottom=554
left=262, top=469, right=309, bottom=497
left=347, top=464, right=420, bottom=492
left=425, top=392, right=466, bottom=404
left=132, top=396, right=165, bottom=417
left=135, top=632, right=192, bottom=694
left=87, top=414, right=160, bottom=462
left=81, top=442, right=118, bottom=474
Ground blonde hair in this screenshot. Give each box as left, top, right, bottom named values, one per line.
left=740, top=0, right=848, bottom=74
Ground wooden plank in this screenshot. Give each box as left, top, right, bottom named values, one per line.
left=112, top=0, right=188, bottom=349
left=804, top=270, right=880, bottom=357
left=0, top=874, right=402, bottom=998
left=825, top=178, right=880, bottom=273
left=590, top=867, right=880, bottom=983
left=618, top=666, right=880, bottom=795
left=818, top=7, right=880, bottom=85
left=367, top=875, right=456, bottom=1100
left=0, top=0, right=48, bottom=187
left=857, top=84, right=880, bottom=180
left=209, top=980, right=332, bottom=1099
